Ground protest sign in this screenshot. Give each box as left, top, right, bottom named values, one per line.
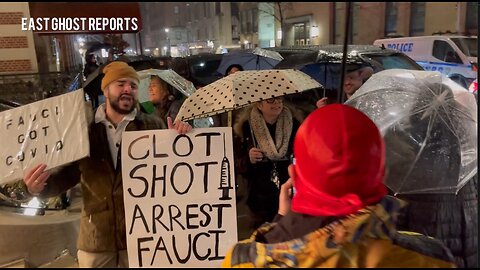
left=0, top=90, right=90, bottom=185
left=122, top=127, right=237, bottom=268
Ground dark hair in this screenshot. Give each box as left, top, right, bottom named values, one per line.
left=383, top=82, right=461, bottom=194
left=150, top=75, right=181, bottom=100
left=225, top=64, right=244, bottom=77
left=86, top=54, right=96, bottom=62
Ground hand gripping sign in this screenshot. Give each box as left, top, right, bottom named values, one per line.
left=121, top=127, right=238, bottom=268
left=0, top=90, right=89, bottom=185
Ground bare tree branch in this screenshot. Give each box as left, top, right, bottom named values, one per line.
left=257, top=8, right=281, bottom=22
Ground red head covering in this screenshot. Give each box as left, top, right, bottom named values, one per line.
left=291, top=104, right=387, bottom=216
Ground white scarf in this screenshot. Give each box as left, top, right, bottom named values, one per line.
left=249, top=106, right=293, bottom=160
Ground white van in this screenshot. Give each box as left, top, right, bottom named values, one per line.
left=374, top=36, right=477, bottom=88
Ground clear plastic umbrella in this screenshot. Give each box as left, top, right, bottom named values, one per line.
left=175, top=69, right=322, bottom=122
left=253, top=47, right=284, bottom=61
left=136, top=69, right=196, bottom=113
left=137, top=69, right=196, bottom=98
left=346, top=69, right=477, bottom=195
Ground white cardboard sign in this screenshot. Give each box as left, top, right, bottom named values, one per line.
left=121, top=127, right=238, bottom=268
left=0, top=90, right=90, bottom=184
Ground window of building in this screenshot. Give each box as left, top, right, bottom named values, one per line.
left=385, top=2, right=398, bottom=36
left=409, top=2, right=425, bottom=36
left=241, top=10, right=247, bottom=33
left=466, top=2, right=478, bottom=34
left=215, top=2, right=221, bottom=15
left=194, top=4, right=200, bottom=20
left=334, top=3, right=343, bottom=44
left=432, top=40, right=462, bottom=63
left=294, top=22, right=310, bottom=46
left=51, top=37, right=58, bottom=58
left=247, top=9, right=253, bottom=33
left=253, top=9, right=258, bottom=32
left=176, top=31, right=182, bottom=40
left=334, top=3, right=354, bottom=44
left=204, top=3, right=208, bottom=18
left=186, top=6, right=192, bottom=22
left=174, top=6, right=179, bottom=14
left=352, top=3, right=359, bottom=39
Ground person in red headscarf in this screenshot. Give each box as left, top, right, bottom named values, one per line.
left=222, top=104, right=455, bottom=268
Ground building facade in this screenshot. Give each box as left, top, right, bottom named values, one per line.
left=0, top=2, right=143, bottom=106
left=140, top=2, right=241, bottom=56
left=0, top=2, right=39, bottom=74
left=238, top=2, right=477, bottom=49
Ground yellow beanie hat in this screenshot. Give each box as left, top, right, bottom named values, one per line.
left=101, top=61, right=140, bottom=91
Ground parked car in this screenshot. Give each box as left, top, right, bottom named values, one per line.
left=374, top=35, right=477, bottom=88
left=268, top=45, right=424, bottom=115
left=0, top=98, right=21, bottom=112
left=169, top=53, right=223, bottom=87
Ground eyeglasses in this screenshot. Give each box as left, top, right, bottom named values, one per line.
left=266, top=97, right=283, bottom=104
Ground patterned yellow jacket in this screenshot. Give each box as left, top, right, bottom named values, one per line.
left=222, top=196, right=455, bottom=268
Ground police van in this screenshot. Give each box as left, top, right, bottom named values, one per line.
left=374, top=36, right=477, bottom=88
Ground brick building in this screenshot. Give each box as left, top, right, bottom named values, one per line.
left=0, top=3, right=38, bottom=74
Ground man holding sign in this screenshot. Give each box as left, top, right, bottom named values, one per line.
left=22, top=61, right=192, bottom=268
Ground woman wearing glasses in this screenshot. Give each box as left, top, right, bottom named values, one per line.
left=233, top=97, right=304, bottom=230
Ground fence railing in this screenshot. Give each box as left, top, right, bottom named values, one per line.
left=0, top=70, right=83, bottom=105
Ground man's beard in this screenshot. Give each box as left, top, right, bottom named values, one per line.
left=109, top=94, right=137, bottom=114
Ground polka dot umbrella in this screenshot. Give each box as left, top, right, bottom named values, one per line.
left=175, top=69, right=322, bottom=122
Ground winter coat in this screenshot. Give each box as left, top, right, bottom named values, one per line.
left=222, top=196, right=456, bottom=268
left=233, top=105, right=302, bottom=226
left=33, top=110, right=166, bottom=253
left=153, top=99, right=183, bottom=123
left=394, top=174, right=478, bottom=268
left=83, top=62, right=99, bottom=78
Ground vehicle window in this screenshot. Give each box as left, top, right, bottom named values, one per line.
left=190, top=59, right=222, bottom=77
left=432, top=40, right=462, bottom=63
left=452, top=37, right=477, bottom=57
left=170, top=58, right=189, bottom=76
left=363, top=53, right=423, bottom=70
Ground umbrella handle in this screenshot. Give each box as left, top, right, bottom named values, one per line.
left=248, top=119, right=258, bottom=149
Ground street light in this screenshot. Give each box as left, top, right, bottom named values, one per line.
left=165, top=28, right=170, bottom=56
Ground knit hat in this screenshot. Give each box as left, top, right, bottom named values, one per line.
left=291, top=104, right=387, bottom=217
left=101, top=61, right=140, bottom=91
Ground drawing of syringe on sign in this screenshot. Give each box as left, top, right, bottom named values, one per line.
left=219, top=132, right=233, bottom=200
